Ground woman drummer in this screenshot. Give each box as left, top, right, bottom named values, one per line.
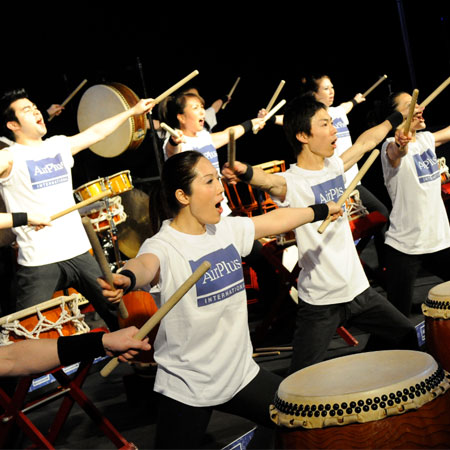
left=99, top=150, right=341, bottom=449
left=381, top=92, right=450, bottom=316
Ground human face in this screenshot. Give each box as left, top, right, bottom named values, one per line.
left=8, top=98, right=47, bottom=140
left=177, top=97, right=205, bottom=136
left=314, top=77, right=334, bottom=107
left=394, top=92, right=426, bottom=132
left=185, top=157, right=224, bottom=228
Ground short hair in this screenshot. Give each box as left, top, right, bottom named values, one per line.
left=0, top=88, right=28, bottom=141
left=283, top=94, right=328, bottom=158
left=300, top=73, right=330, bottom=96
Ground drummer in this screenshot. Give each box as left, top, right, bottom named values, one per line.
left=0, top=88, right=154, bottom=330
left=222, top=94, right=420, bottom=374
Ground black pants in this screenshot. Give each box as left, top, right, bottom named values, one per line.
left=15, top=251, right=118, bottom=331
left=289, top=287, right=418, bottom=374
left=385, top=244, right=450, bottom=316
left=154, top=368, right=282, bottom=449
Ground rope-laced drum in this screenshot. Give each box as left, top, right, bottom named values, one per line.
left=270, top=350, right=450, bottom=449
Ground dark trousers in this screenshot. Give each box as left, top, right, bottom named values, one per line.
left=15, top=251, right=118, bottom=331
left=289, top=287, right=418, bottom=374
left=385, top=244, right=450, bottom=316
left=154, top=368, right=282, bottom=449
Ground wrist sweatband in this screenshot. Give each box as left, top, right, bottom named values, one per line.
left=267, top=114, right=276, bottom=125
left=308, top=203, right=329, bottom=222
left=168, top=136, right=178, bottom=147
left=119, top=269, right=136, bottom=294
left=386, top=111, right=403, bottom=129
left=240, top=120, right=253, bottom=134
left=12, top=212, right=28, bottom=227
left=221, top=96, right=229, bottom=104
left=351, top=98, right=358, bottom=107
left=57, top=332, right=106, bottom=366
left=237, top=163, right=254, bottom=183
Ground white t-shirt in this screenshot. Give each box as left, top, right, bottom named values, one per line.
left=275, top=155, right=369, bottom=305
left=137, top=216, right=259, bottom=406
left=381, top=132, right=450, bottom=254
left=328, top=106, right=359, bottom=186
left=0, top=136, right=91, bottom=266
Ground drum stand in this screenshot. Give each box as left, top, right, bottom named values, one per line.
left=0, top=347, right=136, bottom=449
left=100, top=197, right=124, bottom=272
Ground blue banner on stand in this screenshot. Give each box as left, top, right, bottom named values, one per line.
left=222, top=427, right=256, bottom=450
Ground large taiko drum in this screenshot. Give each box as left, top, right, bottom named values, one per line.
left=77, top=83, right=146, bottom=158
left=423, top=280, right=450, bottom=372
left=0, top=294, right=90, bottom=345
left=270, top=350, right=450, bottom=449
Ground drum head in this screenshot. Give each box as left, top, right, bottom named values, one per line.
left=77, top=84, right=144, bottom=158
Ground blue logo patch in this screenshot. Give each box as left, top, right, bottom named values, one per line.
left=189, top=244, right=245, bottom=307
left=310, top=174, right=345, bottom=204
left=413, top=149, right=439, bottom=184
left=332, top=117, right=350, bottom=139
left=27, top=154, right=69, bottom=190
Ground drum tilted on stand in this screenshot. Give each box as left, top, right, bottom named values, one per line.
left=423, top=280, right=450, bottom=372
left=270, top=350, right=450, bottom=449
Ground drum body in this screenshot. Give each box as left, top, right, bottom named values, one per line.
left=77, top=83, right=146, bottom=158
left=105, top=170, right=133, bottom=195
left=74, top=177, right=106, bottom=202
left=423, top=280, right=450, bottom=372
left=0, top=294, right=90, bottom=344
left=271, top=350, right=450, bottom=449
left=85, top=195, right=127, bottom=233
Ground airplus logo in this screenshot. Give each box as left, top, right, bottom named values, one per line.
left=332, top=117, right=350, bottom=139
left=311, top=174, right=345, bottom=204
left=413, top=149, right=439, bottom=184
left=27, top=154, right=69, bottom=190
left=189, top=244, right=245, bottom=307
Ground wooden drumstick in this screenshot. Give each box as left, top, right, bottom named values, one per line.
left=48, top=79, right=88, bottom=121
left=100, top=260, right=211, bottom=377
left=153, top=70, right=199, bottom=105
left=420, top=76, right=450, bottom=108
left=222, top=76, right=241, bottom=110
left=266, top=80, right=286, bottom=112
left=160, top=122, right=179, bottom=138
left=362, top=74, right=388, bottom=97
left=317, top=149, right=380, bottom=234
left=227, top=128, right=236, bottom=169
left=252, top=99, right=286, bottom=133
left=81, top=216, right=129, bottom=319
left=50, top=189, right=112, bottom=221
left=399, top=88, right=419, bottom=151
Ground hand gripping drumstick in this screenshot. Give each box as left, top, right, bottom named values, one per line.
left=227, top=128, right=235, bottom=169
left=48, top=79, right=88, bottom=122
left=81, top=216, right=129, bottom=319
left=153, top=70, right=199, bottom=105
left=317, top=149, right=380, bottom=234
left=266, top=80, right=286, bottom=112
left=222, top=76, right=241, bottom=110
left=160, top=122, right=179, bottom=138
left=362, top=74, right=388, bottom=98
left=420, top=76, right=450, bottom=108
left=100, top=260, right=211, bottom=377
left=252, top=99, right=286, bottom=133
left=51, top=189, right=112, bottom=221
left=399, top=88, right=419, bottom=152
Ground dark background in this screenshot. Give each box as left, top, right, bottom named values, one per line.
left=2, top=1, right=450, bottom=208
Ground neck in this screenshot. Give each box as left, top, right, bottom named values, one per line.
left=170, top=210, right=206, bottom=235
left=15, top=134, right=43, bottom=147
left=296, top=146, right=326, bottom=170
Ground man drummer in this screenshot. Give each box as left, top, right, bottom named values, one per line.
left=222, top=94, right=420, bottom=373
left=0, top=88, right=154, bottom=330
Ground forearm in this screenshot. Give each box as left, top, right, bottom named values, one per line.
left=249, top=167, right=287, bottom=199
left=120, top=254, right=160, bottom=290
left=434, top=126, right=450, bottom=147
left=212, top=120, right=253, bottom=149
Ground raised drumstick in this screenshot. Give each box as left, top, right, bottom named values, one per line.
left=253, top=99, right=286, bottom=133
left=317, top=149, right=380, bottom=234
left=51, top=189, right=112, bottom=221
left=160, top=122, right=179, bottom=138
left=100, top=260, right=211, bottom=377
left=362, top=74, right=388, bottom=97
left=153, top=70, right=199, bottom=105
left=228, top=128, right=235, bottom=169
left=81, top=216, right=129, bottom=319
left=420, top=76, right=450, bottom=108
left=266, top=80, right=286, bottom=112
left=399, top=88, right=419, bottom=151
left=48, top=79, right=88, bottom=121
left=222, top=76, right=241, bottom=110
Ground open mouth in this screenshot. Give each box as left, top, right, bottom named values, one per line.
left=215, top=201, right=223, bottom=214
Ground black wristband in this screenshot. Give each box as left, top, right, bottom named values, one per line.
left=386, top=111, right=403, bottom=130
left=119, top=269, right=136, bottom=294
left=237, top=163, right=254, bottom=183
left=351, top=98, right=358, bottom=107
left=168, top=136, right=178, bottom=147
left=308, top=203, right=329, bottom=222
left=240, top=120, right=253, bottom=134
left=57, top=332, right=106, bottom=366
left=12, top=212, right=28, bottom=227
left=221, top=95, right=229, bottom=104
left=267, top=114, right=276, bottom=125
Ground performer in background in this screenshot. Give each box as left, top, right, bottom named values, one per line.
left=381, top=91, right=450, bottom=316
left=0, top=89, right=154, bottom=330
left=99, top=150, right=341, bottom=449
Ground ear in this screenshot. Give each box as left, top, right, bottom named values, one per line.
left=174, top=188, right=190, bottom=206
left=296, top=131, right=309, bottom=144
left=6, top=121, right=20, bottom=134
left=177, top=113, right=186, bottom=127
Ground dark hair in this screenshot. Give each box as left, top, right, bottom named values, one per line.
left=283, top=94, right=328, bottom=158
left=0, top=88, right=28, bottom=141
left=300, top=73, right=330, bottom=96
left=158, top=92, right=205, bottom=129
left=149, top=151, right=205, bottom=234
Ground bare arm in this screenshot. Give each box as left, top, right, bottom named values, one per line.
left=0, top=212, right=51, bottom=230
left=434, top=126, right=450, bottom=148
left=68, top=98, right=155, bottom=155
left=339, top=93, right=366, bottom=115
left=211, top=118, right=265, bottom=149
left=0, top=149, right=13, bottom=178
